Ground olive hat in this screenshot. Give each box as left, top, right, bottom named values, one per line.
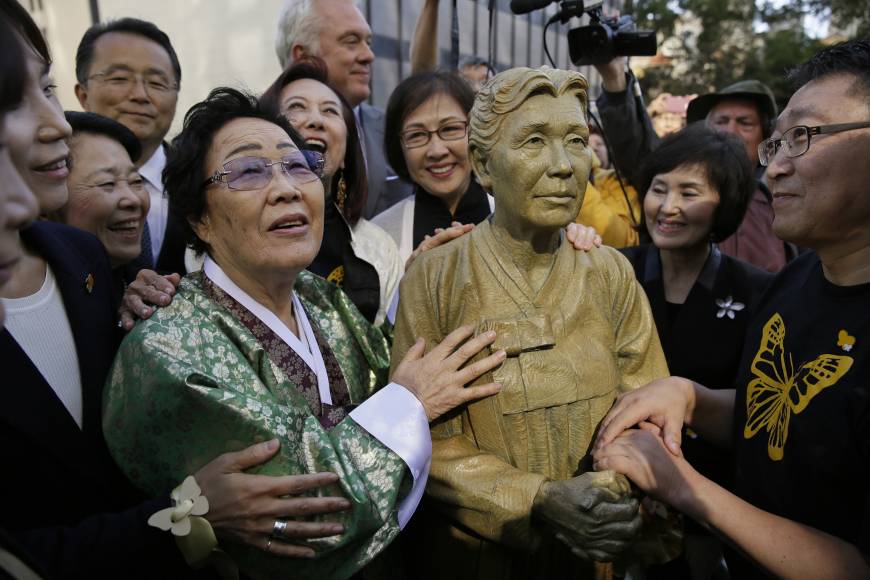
left=686, top=79, right=778, bottom=124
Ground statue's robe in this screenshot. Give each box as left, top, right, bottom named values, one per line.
left=104, top=269, right=416, bottom=580
left=392, top=220, right=669, bottom=579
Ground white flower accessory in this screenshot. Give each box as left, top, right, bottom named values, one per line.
left=148, top=476, right=209, bottom=536
left=715, top=296, right=745, bottom=320
left=147, top=476, right=237, bottom=578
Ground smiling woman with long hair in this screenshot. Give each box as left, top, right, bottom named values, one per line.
left=260, top=57, right=401, bottom=326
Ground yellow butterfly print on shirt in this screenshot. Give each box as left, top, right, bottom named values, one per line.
left=744, top=313, right=853, bottom=461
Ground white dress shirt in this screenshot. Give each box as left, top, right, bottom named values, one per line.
left=138, top=146, right=169, bottom=263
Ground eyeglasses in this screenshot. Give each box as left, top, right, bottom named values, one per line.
left=203, top=150, right=325, bottom=191
left=87, top=70, right=179, bottom=95
left=757, top=121, right=870, bottom=166
left=400, top=121, right=468, bottom=149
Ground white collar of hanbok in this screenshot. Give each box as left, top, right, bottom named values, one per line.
left=203, top=256, right=333, bottom=405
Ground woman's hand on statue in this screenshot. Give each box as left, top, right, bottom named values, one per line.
left=194, top=439, right=351, bottom=558
left=405, top=222, right=475, bottom=271
left=593, top=376, right=696, bottom=457
left=593, top=423, right=697, bottom=510
left=118, top=269, right=181, bottom=331
left=392, top=324, right=505, bottom=421
left=565, top=223, right=602, bottom=251
left=532, top=470, right=641, bottom=562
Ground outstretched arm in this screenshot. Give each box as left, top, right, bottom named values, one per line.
left=410, top=0, right=440, bottom=73
left=594, top=57, right=661, bottom=188
left=594, top=378, right=735, bottom=455
left=595, top=428, right=870, bottom=579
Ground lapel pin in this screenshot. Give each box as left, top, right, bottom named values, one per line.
left=837, top=329, right=855, bottom=352
left=715, top=295, right=744, bottom=319
left=84, top=273, right=94, bottom=294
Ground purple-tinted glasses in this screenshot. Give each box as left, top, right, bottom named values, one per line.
left=203, top=149, right=325, bottom=191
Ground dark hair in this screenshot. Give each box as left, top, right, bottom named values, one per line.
left=0, top=16, right=25, bottom=115
left=0, top=0, right=51, bottom=65
left=637, top=122, right=754, bottom=243
left=261, top=56, right=367, bottom=225
left=164, top=87, right=304, bottom=255
left=75, top=17, right=181, bottom=87
left=788, top=37, right=870, bottom=103
left=65, top=111, right=142, bottom=163
left=384, top=70, right=475, bottom=182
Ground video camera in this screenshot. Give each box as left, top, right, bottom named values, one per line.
left=510, top=0, right=657, bottom=66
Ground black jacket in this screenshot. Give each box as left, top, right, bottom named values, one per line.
left=0, top=222, right=197, bottom=579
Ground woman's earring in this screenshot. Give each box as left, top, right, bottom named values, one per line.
left=337, top=171, right=347, bottom=211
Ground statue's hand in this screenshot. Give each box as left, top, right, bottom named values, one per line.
left=532, top=470, right=641, bottom=562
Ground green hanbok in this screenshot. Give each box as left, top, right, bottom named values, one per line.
left=103, top=266, right=422, bottom=580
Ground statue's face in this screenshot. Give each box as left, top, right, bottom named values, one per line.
left=479, top=91, right=591, bottom=233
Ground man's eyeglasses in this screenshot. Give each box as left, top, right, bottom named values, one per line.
left=400, top=121, right=468, bottom=149
left=87, top=70, right=179, bottom=95
left=758, top=121, right=870, bottom=166
left=203, top=150, right=325, bottom=191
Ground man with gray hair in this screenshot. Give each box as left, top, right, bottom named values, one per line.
left=276, top=0, right=412, bottom=218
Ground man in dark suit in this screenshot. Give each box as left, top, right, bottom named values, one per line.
left=276, top=0, right=414, bottom=218
left=74, top=18, right=187, bottom=274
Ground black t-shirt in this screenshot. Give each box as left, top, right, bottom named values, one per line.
left=729, top=252, right=870, bottom=577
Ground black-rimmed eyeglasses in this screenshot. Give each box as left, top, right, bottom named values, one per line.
left=758, top=121, right=870, bottom=166
left=400, top=121, right=468, bottom=149
left=202, top=150, right=325, bottom=191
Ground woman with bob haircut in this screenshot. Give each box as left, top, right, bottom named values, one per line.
left=103, top=86, right=506, bottom=579
left=373, top=70, right=493, bottom=265
left=620, top=122, right=773, bottom=578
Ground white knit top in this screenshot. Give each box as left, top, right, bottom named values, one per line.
left=3, top=266, right=83, bottom=428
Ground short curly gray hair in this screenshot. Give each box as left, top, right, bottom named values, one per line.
left=275, top=0, right=362, bottom=69
left=469, top=67, right=589, bottom=163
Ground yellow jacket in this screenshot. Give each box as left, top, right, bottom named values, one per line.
left=576, top=160, right=641, bottom=248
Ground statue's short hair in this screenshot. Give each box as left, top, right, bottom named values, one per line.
left=469, top=67, right=589, bottom=162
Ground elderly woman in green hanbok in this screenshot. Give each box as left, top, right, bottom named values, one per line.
left=102, top=87, right=505, bottom=580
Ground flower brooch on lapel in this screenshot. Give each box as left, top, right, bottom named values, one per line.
left=715, top=296, right=745, bottom=320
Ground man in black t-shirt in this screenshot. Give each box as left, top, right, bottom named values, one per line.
left=592, top=38, right=870, bottom=579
